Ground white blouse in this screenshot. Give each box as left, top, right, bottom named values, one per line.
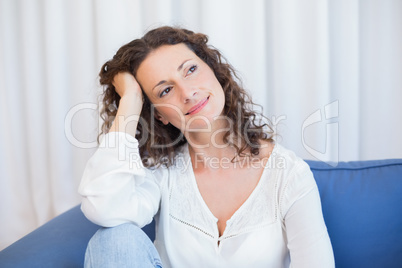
left=79, top=132, right=335, bottom=268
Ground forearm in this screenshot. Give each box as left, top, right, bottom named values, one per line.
left=79, top=131, right=161, bottom=227
left=109, top=92, right=143, bottom=138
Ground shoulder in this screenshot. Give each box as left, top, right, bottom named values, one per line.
left=268, top=143, right=312, bottom=178
left=147, top=144, right=189, bottom=177
left=139, top=145, right=189, bottom=190
left=254, top=140, right=313, bottom=186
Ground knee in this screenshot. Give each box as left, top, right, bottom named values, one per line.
left=88, top=223, right=149, bottom=250
left=85, top=223, right=161, bottom=267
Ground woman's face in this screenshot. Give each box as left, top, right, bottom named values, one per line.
left=136, top=43, right=225, bottom=133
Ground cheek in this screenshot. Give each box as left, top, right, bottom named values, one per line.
left=206, top=73, right=224, bottom=97
left=157, top=106, right=184, bottom=123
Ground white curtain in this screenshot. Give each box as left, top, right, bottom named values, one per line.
left=1, top=0, right=401, bottom=250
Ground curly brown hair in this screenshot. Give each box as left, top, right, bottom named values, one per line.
left=98, top=26, right=274, bottom=167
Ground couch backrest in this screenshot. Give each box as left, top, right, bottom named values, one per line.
left=307, top=159, right=402, bottom=268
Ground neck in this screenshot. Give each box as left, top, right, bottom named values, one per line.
left=184, top=119, right=245, bottom=169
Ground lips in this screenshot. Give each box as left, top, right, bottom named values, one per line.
left=185, top=96, right=210, bottom=115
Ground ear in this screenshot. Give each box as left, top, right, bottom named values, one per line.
left=154, top=111, right=169, bottom=125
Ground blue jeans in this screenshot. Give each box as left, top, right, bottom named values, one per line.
left=84, top=223, right=163, bottom=268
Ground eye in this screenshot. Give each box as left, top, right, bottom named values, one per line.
left=159, top=86, right=172, bottom=98
left=187, top=65, right=197, bottom=75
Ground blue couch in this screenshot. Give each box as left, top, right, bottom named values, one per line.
left=1, top=159, right=401, bottom=267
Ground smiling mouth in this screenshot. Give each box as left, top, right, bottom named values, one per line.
left=185, top=96, right=210, bottom=115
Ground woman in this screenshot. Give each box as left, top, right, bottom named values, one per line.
left=79, top=26, right=335, bottom=267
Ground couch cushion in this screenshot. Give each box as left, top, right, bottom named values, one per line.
left=0, top=205, right=99, bottom=268
left=307, top=159, right=402, bottom=268
left=0, top=205, right=156, bottom=268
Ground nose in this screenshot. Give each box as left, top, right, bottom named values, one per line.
left=178, top=81, right=198, bottom=103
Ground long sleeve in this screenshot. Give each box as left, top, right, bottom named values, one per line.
left=280, top=162, right=335, bottom=268
left=78, top=132, right=165, bottom=228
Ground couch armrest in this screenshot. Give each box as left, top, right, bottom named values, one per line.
left=0, top=205, right=99, bottom=268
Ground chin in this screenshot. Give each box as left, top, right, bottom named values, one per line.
left=184, top=117, right=214, bottom=132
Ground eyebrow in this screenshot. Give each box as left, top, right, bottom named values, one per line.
left=152, top=59, right=192, bottom=91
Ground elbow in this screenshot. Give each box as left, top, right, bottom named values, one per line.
left=80, top=198, right=124, bottom=227
left=80, top=195, right=157, bottom=228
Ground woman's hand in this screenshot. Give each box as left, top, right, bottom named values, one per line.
left=109, top=72, right=144, bottom=136
left=112, top=72, right=143, bottom=98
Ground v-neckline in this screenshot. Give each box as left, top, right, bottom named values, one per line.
left=184, top=143, right=276, bottom=238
